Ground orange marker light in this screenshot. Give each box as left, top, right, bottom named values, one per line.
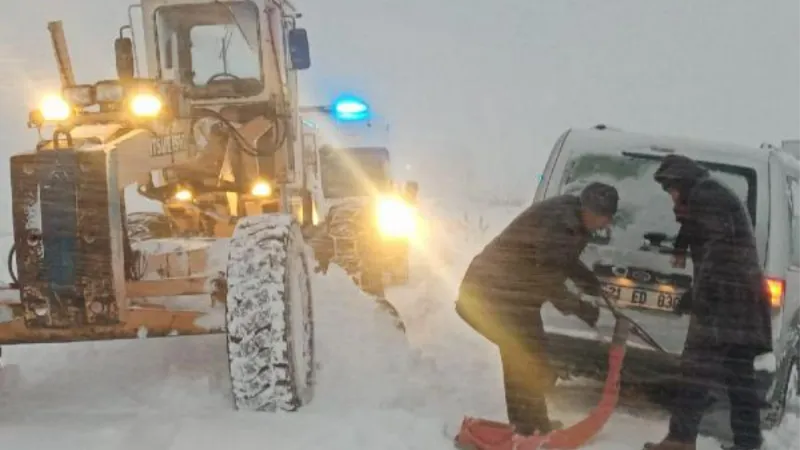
left=766, top=278, right=785, bottom=308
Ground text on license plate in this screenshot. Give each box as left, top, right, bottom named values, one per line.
left=601, top=283, right=682, bottom=312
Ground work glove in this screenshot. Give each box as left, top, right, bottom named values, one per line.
left=576, top=298, right=600, bottom=328
left=583, top=278, right=607, bottom=299
left=551, top=291, right=600, bottom=328
left=673, top=290, right=692, bottom=316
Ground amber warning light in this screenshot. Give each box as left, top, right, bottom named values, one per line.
left=766, top=277, right=785, bottom=309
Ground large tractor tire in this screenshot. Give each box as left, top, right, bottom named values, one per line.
left=225, top=214, right=315, bottom=412
left=326, top=201, right=367, bottom=277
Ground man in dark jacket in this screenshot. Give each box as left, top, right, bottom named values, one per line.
left=455, top=182, right=618, bottom=436
left=644, top=155, right=773, bottom=450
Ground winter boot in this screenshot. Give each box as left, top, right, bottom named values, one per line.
left=642, top=438, right=696, bottom=450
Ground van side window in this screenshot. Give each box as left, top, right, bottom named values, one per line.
left=788, top=176, right=800, bottom=266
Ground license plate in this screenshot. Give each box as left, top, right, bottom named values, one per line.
left=601, top=283, right=681, bottom=312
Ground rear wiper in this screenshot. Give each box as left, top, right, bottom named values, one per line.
left=621, top=150, right=671, bottom=161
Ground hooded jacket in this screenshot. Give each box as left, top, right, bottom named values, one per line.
left=653, top=155, right=772, bottom=354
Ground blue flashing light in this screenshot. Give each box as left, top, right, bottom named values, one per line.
left=331, top=96, right=370, bottom=121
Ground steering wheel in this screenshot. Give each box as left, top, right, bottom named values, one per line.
left=206, top=72, right=241, bottom=84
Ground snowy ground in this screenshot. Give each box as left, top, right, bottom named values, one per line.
left=0, top=199, right=797, bottom=449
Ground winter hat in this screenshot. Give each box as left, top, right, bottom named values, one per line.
left=653, top=154, right=709, bottom=203
left=580, top=182, right=619, bottom=217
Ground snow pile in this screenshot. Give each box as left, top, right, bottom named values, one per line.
left=765, top=411, right=800, bottom=450
left=308, top=264, right=432, bottom=410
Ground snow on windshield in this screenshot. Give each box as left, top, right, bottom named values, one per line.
left=558, top=152, right=751, bottom=251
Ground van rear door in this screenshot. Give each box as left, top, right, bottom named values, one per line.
left=540, top=146, right=760, bottom=355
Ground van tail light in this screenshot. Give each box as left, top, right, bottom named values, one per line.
left=766, top=277, right=785, bottom=309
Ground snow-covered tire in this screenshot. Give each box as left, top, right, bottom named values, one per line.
left=786, top=360, right=799, bottom=413
left=225, top=213, right=315, bottom=412
left=762, top=357, right=799, bottom=429
left=326, top=201, right=368, bottom=276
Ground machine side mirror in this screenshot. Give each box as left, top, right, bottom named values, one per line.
left=288, top=28, right=311, bottom=70
left=114, top=37, right=135, bottom=80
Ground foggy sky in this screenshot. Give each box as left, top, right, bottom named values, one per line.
left=0, top=0, right=796, bottom=224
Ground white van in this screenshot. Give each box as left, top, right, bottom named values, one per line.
left=534, top=126, right=799, bottom=429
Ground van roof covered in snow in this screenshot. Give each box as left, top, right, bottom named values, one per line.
left=565, top=128, right=767, bottom=167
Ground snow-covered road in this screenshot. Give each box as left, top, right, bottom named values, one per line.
left=0, top=201, right=797, bottom=449
left=0, top=262, right=454, bottom=449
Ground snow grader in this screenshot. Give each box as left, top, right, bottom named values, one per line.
left=0, top=0, right=419, bottom=413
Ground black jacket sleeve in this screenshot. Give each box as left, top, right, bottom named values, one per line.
left=567, top=259, right=604, bottom=297
left=548, top=286, right=600, bottom=326
left=673, top=225, right=690, bottom=255
left=672, top=206, right=692, bottom=255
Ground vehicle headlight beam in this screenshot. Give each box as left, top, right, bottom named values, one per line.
left=376, top=196, right=417, bottom=239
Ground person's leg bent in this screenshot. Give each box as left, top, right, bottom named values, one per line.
left=455, top=286, right=508, bottom=345
left=499, top=344, right=552, bottom=436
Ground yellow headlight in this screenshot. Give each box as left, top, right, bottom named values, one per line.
left=130, top=93, right=163, bottom=117
left=39, top=95, right=71, bottom=121
left=376, top=196, right=417, bottom=238
left=250, top=180, right=272, bottom=197
left=174, top=188, right=193, bottom=202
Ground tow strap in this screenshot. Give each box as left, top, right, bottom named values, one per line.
left=454, top=296, right=669, bottom=450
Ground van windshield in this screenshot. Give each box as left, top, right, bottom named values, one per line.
left=558, top=151, right=756, bottom=249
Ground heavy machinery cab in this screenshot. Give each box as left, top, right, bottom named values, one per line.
left=152, top=2, right=264, bottom=100
left=318, top=146, right=393, bottom=200
left=124, top=0, right=314, bottom=232
left=140, top=0, right=299, bottom=104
